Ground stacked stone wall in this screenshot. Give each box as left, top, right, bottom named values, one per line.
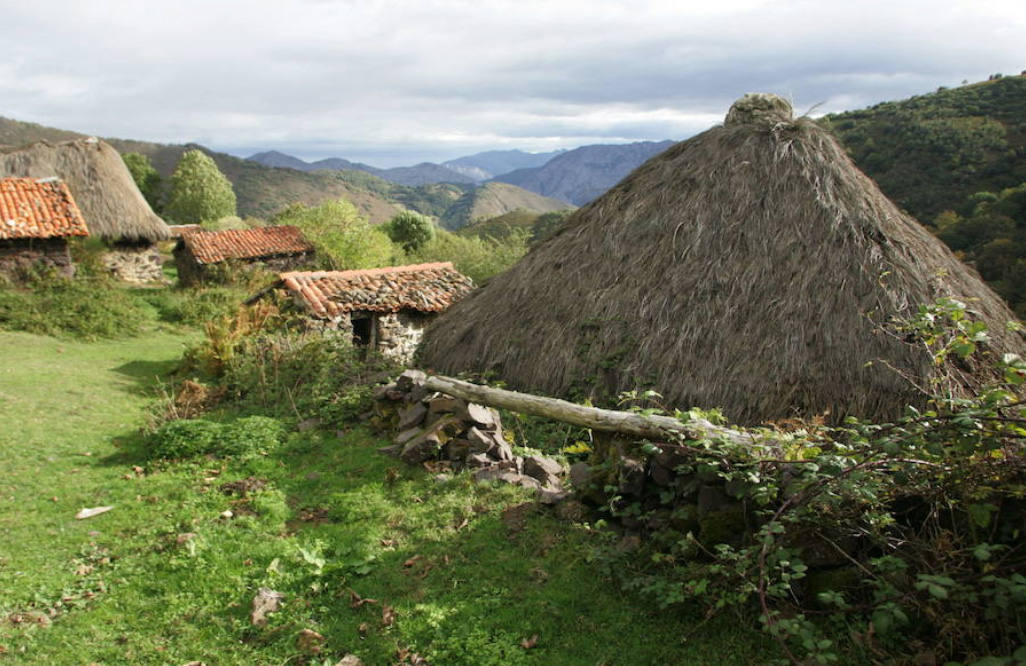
left=103, top=244, right=164, bottom=283
left=375, top=312, right=431, bottom=364
left=0, top=238, right=74, bottom=278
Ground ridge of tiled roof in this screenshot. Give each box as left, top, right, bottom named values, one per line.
left=0, top=177, right=90, bottom=240
left=280, top=262, right=474, bottom=318
left=180, top=225, right=314, bottom=264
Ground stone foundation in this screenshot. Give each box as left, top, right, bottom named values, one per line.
left=103, top=244, right=164, bottom=283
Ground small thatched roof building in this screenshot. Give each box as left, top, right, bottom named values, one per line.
left=0, top=177, right=89, bottom=277
left=418, top=93, right=1025, bottom=425
left=0, top=138, right=170, bottom=243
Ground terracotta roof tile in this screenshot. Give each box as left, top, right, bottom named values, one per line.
left=180, top=225, right=314, bottom=264
left=280, top=262, right=474, bottom=318
left=0, top=177, right=89, bottom=240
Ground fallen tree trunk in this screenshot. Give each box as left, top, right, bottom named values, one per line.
left=423, top=375, right=755, bottom=446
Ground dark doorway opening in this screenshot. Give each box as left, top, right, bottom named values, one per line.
left=352, top=316, right=373, bottom=346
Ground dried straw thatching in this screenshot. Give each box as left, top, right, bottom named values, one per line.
left=419, top=93, right=1025, bottom=425
left=0, top=138, right=170, bottom=242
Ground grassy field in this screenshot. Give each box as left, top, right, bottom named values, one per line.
left=0, top=328, right=774, bottom=664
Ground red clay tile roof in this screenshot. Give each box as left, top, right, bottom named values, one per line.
left=280, top=262, right=475, bottom=318
left=0, top=177, right=89, bottom=240
left=180, top=225, right=314, bottom=264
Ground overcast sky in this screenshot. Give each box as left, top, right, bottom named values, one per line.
left=3, top=0, right=1024, bottom=167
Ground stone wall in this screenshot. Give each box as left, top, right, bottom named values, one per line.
left=174, top=245, right=314, bottom=287
left=0, top=238, right=74, bottom=279
left=375, top=312, right=431, bottom=364
left=103, top=244, right=164, bottom=283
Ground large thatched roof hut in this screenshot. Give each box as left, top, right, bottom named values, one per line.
left=418, top=94, right=1025, bottom=425
left=0, top=138, right=169, bottom=242
left=0, top=138, right=170, bottom=282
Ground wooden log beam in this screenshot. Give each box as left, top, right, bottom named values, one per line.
left=422, top=375, right=754, bottom=446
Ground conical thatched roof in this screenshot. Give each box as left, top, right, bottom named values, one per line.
left=418, top=93, right=1025, bottom=425
left=0, top=138, right=170, bottom=242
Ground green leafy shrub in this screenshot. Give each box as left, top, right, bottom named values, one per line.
left=148, top=415, right=286, bottom=459
left=0, top=270, right=147, bottom=340
left=139, top=286, right=247, bottom=327
left=589, top=300, right=1026, bottom=664
left=222, top=332, right=398, bottom=427
left=271, top=198, right=400, bottom=270
left=407, top=227, right=528, bottom=283
left=148, top=419, right=223, bottom=459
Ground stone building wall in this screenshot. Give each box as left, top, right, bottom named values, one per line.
left=0, top=238, right=74, bottom=279
left=174, top=246, right=314, bottom=287
left=376, top=311, right=432, bottom=364
left=103, top=244, right=164, bottom=284
left=172, top=244, right=205, bottom=287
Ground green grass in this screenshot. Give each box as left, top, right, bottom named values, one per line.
left=0, top=329, right=775, bottom=664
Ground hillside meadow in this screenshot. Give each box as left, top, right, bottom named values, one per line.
left=0, top=283, right=775, bottom=665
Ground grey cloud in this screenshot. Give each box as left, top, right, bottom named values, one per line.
left=2, top=1, right=1024, bottom=166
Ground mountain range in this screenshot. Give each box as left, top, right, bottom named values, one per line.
left=245, top=141, right=675, bottom=210
left=247, top=148, right=568, bottom=186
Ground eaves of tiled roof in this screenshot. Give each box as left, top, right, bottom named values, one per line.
left=181, top=225, right=314, bottom=264
left=0, top=177, right=89, bottom=240
left=280, top=262, right=474, bottom=318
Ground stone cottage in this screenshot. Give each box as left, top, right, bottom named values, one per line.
left=0, top=177, right=90, bottom=278
left=271, top=262, right=474, bottom=363
left=173, top=225, right=315, bottom=286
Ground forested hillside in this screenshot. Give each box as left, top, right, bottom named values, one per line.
left=826, top=75, right=1026, bottom=317
left=825, top=75, right=1026, bottom=220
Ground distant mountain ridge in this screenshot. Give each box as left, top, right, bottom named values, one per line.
left=246, top=151, right=476, bottom=187
left=443, top=149, right=565, bottom=180
left=493, top=140, right=676, bottom=205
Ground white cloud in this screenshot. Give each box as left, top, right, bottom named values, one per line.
left=2, top=0, right=1024, bottom=165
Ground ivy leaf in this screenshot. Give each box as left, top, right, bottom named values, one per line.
left=967, top=503, right=998, bottom=528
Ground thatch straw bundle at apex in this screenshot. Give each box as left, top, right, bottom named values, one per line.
left=0, top=138, right=169, bottom=243
left=418, top=93, right=1025, bottom=425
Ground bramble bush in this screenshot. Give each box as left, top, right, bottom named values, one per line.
left=592, top=299, right=1026, bottom=665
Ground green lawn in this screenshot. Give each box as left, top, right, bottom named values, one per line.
left=0, top=329, right=775, bottom=664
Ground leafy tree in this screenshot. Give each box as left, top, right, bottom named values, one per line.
left=406, top=227, right=529, bottom=284
left=271, top=198, right=398, bottom=270
left=165, top=150, right=237, bottom=223
left=384, top=210, right=435, bottom=252
left=121, top=152, right=162, bottom=211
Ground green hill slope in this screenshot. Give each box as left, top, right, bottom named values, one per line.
left=824, top=75, right=1026, bottom=221
left=441, top=182, right=573, bottom=229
